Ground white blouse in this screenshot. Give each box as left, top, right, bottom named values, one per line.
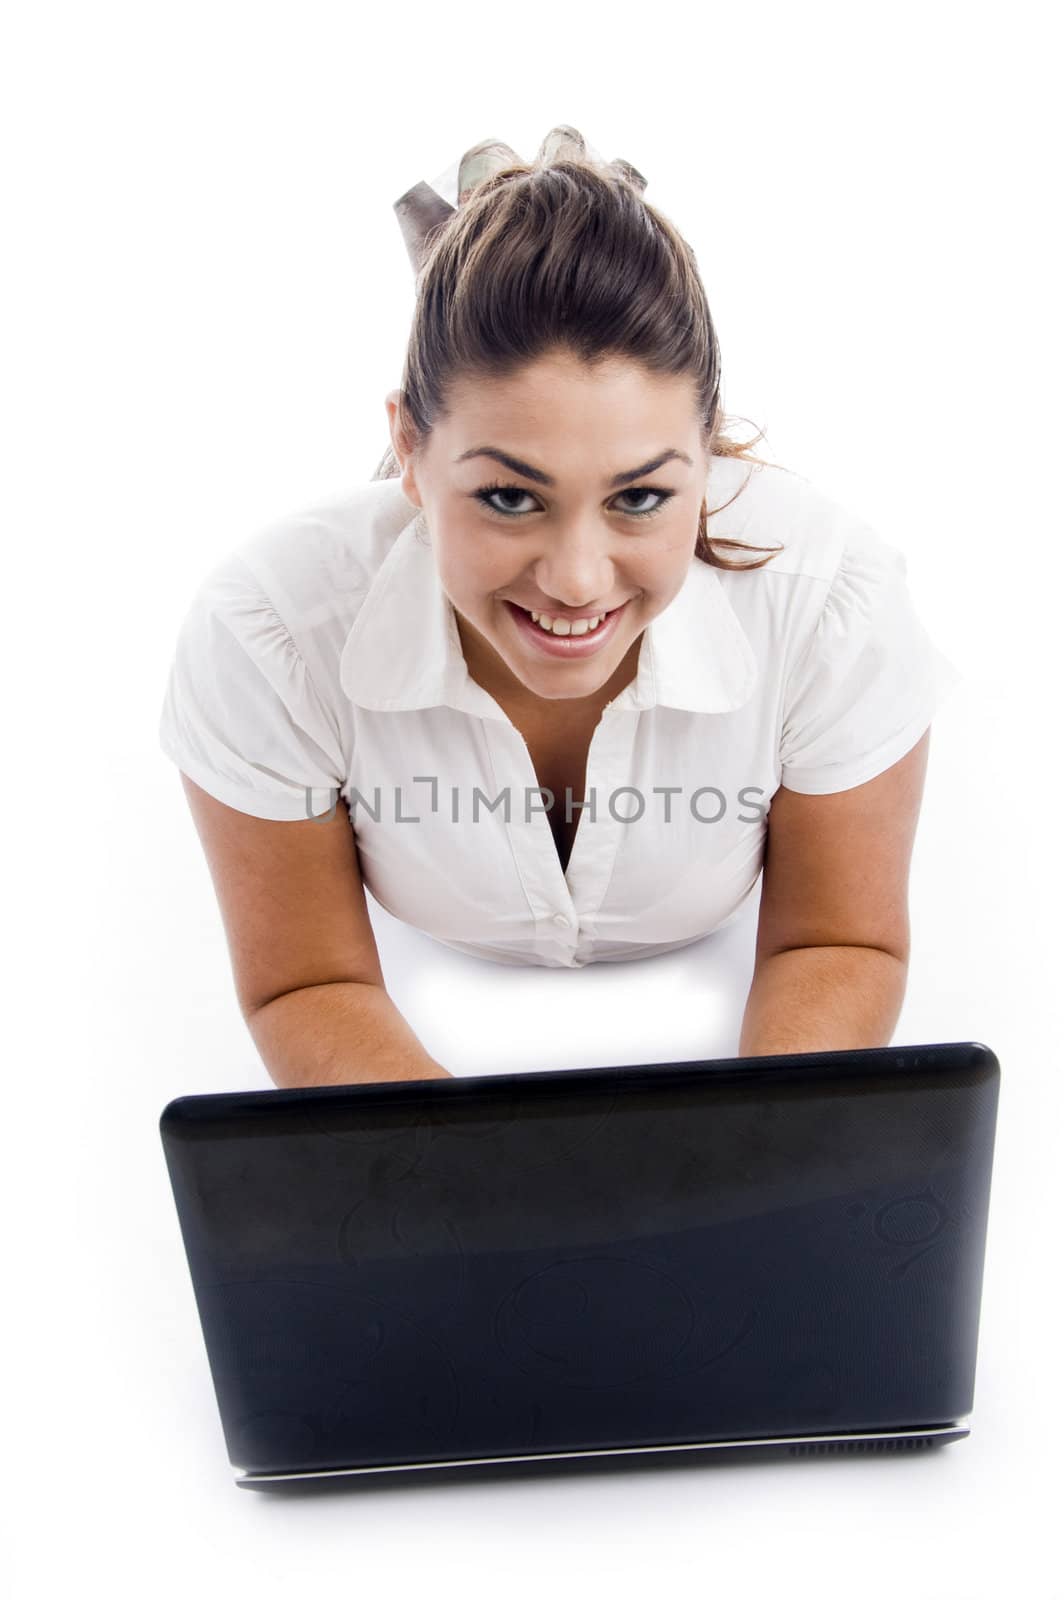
left=157, top=456, right=961, bottom=968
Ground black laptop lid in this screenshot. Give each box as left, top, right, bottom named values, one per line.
left=159, top=1041, right=999, bottom=1478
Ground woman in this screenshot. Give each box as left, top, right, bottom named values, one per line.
left=158, top=127, right=960, bottom=1088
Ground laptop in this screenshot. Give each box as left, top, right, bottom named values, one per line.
left=158, top=1040, right=999, bottom=1490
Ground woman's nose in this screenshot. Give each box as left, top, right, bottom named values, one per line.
left=533, top=528, right=614, bottom=608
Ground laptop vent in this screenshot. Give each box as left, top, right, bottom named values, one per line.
left=788, top=1436, right=938, bottom=1457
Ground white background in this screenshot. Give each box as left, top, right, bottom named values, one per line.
left=5, top=1, right=1060, bottom=1595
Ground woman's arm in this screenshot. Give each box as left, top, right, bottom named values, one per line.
left=247, top=981, right=452, bottom=1088
left=179, top=775, right=452, bottom=1086
left=738, top=945, right=907, bottom=1056
left=738, top=730, right=931, bottom=1057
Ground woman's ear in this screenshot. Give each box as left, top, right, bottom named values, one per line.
left=384, top=390, right=423, bottom=507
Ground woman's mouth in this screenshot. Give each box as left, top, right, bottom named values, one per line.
left=504, top=598, right=631, bottom=658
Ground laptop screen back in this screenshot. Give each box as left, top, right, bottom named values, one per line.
left=159, top=1042, right=999, bottom=1478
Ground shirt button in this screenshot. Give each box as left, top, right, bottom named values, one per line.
left=551, top=912, right=572, bottom=929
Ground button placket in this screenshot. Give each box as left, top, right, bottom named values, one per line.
left=562, top=703, right=641, bottom=924
left=476, top=719, right=567, bottom=950
left=479, top=696, right=642, bottom=960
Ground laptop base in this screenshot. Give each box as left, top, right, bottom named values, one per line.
left=235, top=1421, right=970, bottom=1490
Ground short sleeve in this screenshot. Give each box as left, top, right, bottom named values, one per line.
left=158, top=558, right=346, bottom=820
left=779, top=526, right=962, bottom=795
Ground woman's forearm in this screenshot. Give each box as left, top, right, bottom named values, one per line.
left=245, top=980, right=453, bottom=1088
left=737, top=945, right=908, bottom=1057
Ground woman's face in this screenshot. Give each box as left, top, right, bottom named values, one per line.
left=386, top=350, right=708, bottom=710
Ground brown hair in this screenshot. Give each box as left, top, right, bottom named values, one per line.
left=373, top=128, right=786, bottom=571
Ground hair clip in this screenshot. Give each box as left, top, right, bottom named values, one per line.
left=391, top=126, right=647, bottom=275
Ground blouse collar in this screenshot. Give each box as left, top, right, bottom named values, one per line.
left=339, top=508, right=760, bottom=720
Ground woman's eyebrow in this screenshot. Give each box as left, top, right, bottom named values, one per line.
left=453, top=445, right=693, bottom=488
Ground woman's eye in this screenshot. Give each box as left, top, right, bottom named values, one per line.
left=472, top=482, right=676, bottom=520
left=475, top=484, right=539, bottom=516
left=616, top=487, right=674, bottom=517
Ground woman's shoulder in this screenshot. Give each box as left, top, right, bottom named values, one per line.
left=706, top=454, right=896, bottom=590
left=223, top=477, right=418, bottom=621
left=704, top=455, right=922, bottom=691
left=171, top=479, right=417, bottom=719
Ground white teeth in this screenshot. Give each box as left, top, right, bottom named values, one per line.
left=529, top=609, right=607, bottom=636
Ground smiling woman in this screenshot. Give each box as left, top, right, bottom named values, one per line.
left=388, top=350, right=726, bottom=717
left=157, top=125, right=962, bottom=1087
